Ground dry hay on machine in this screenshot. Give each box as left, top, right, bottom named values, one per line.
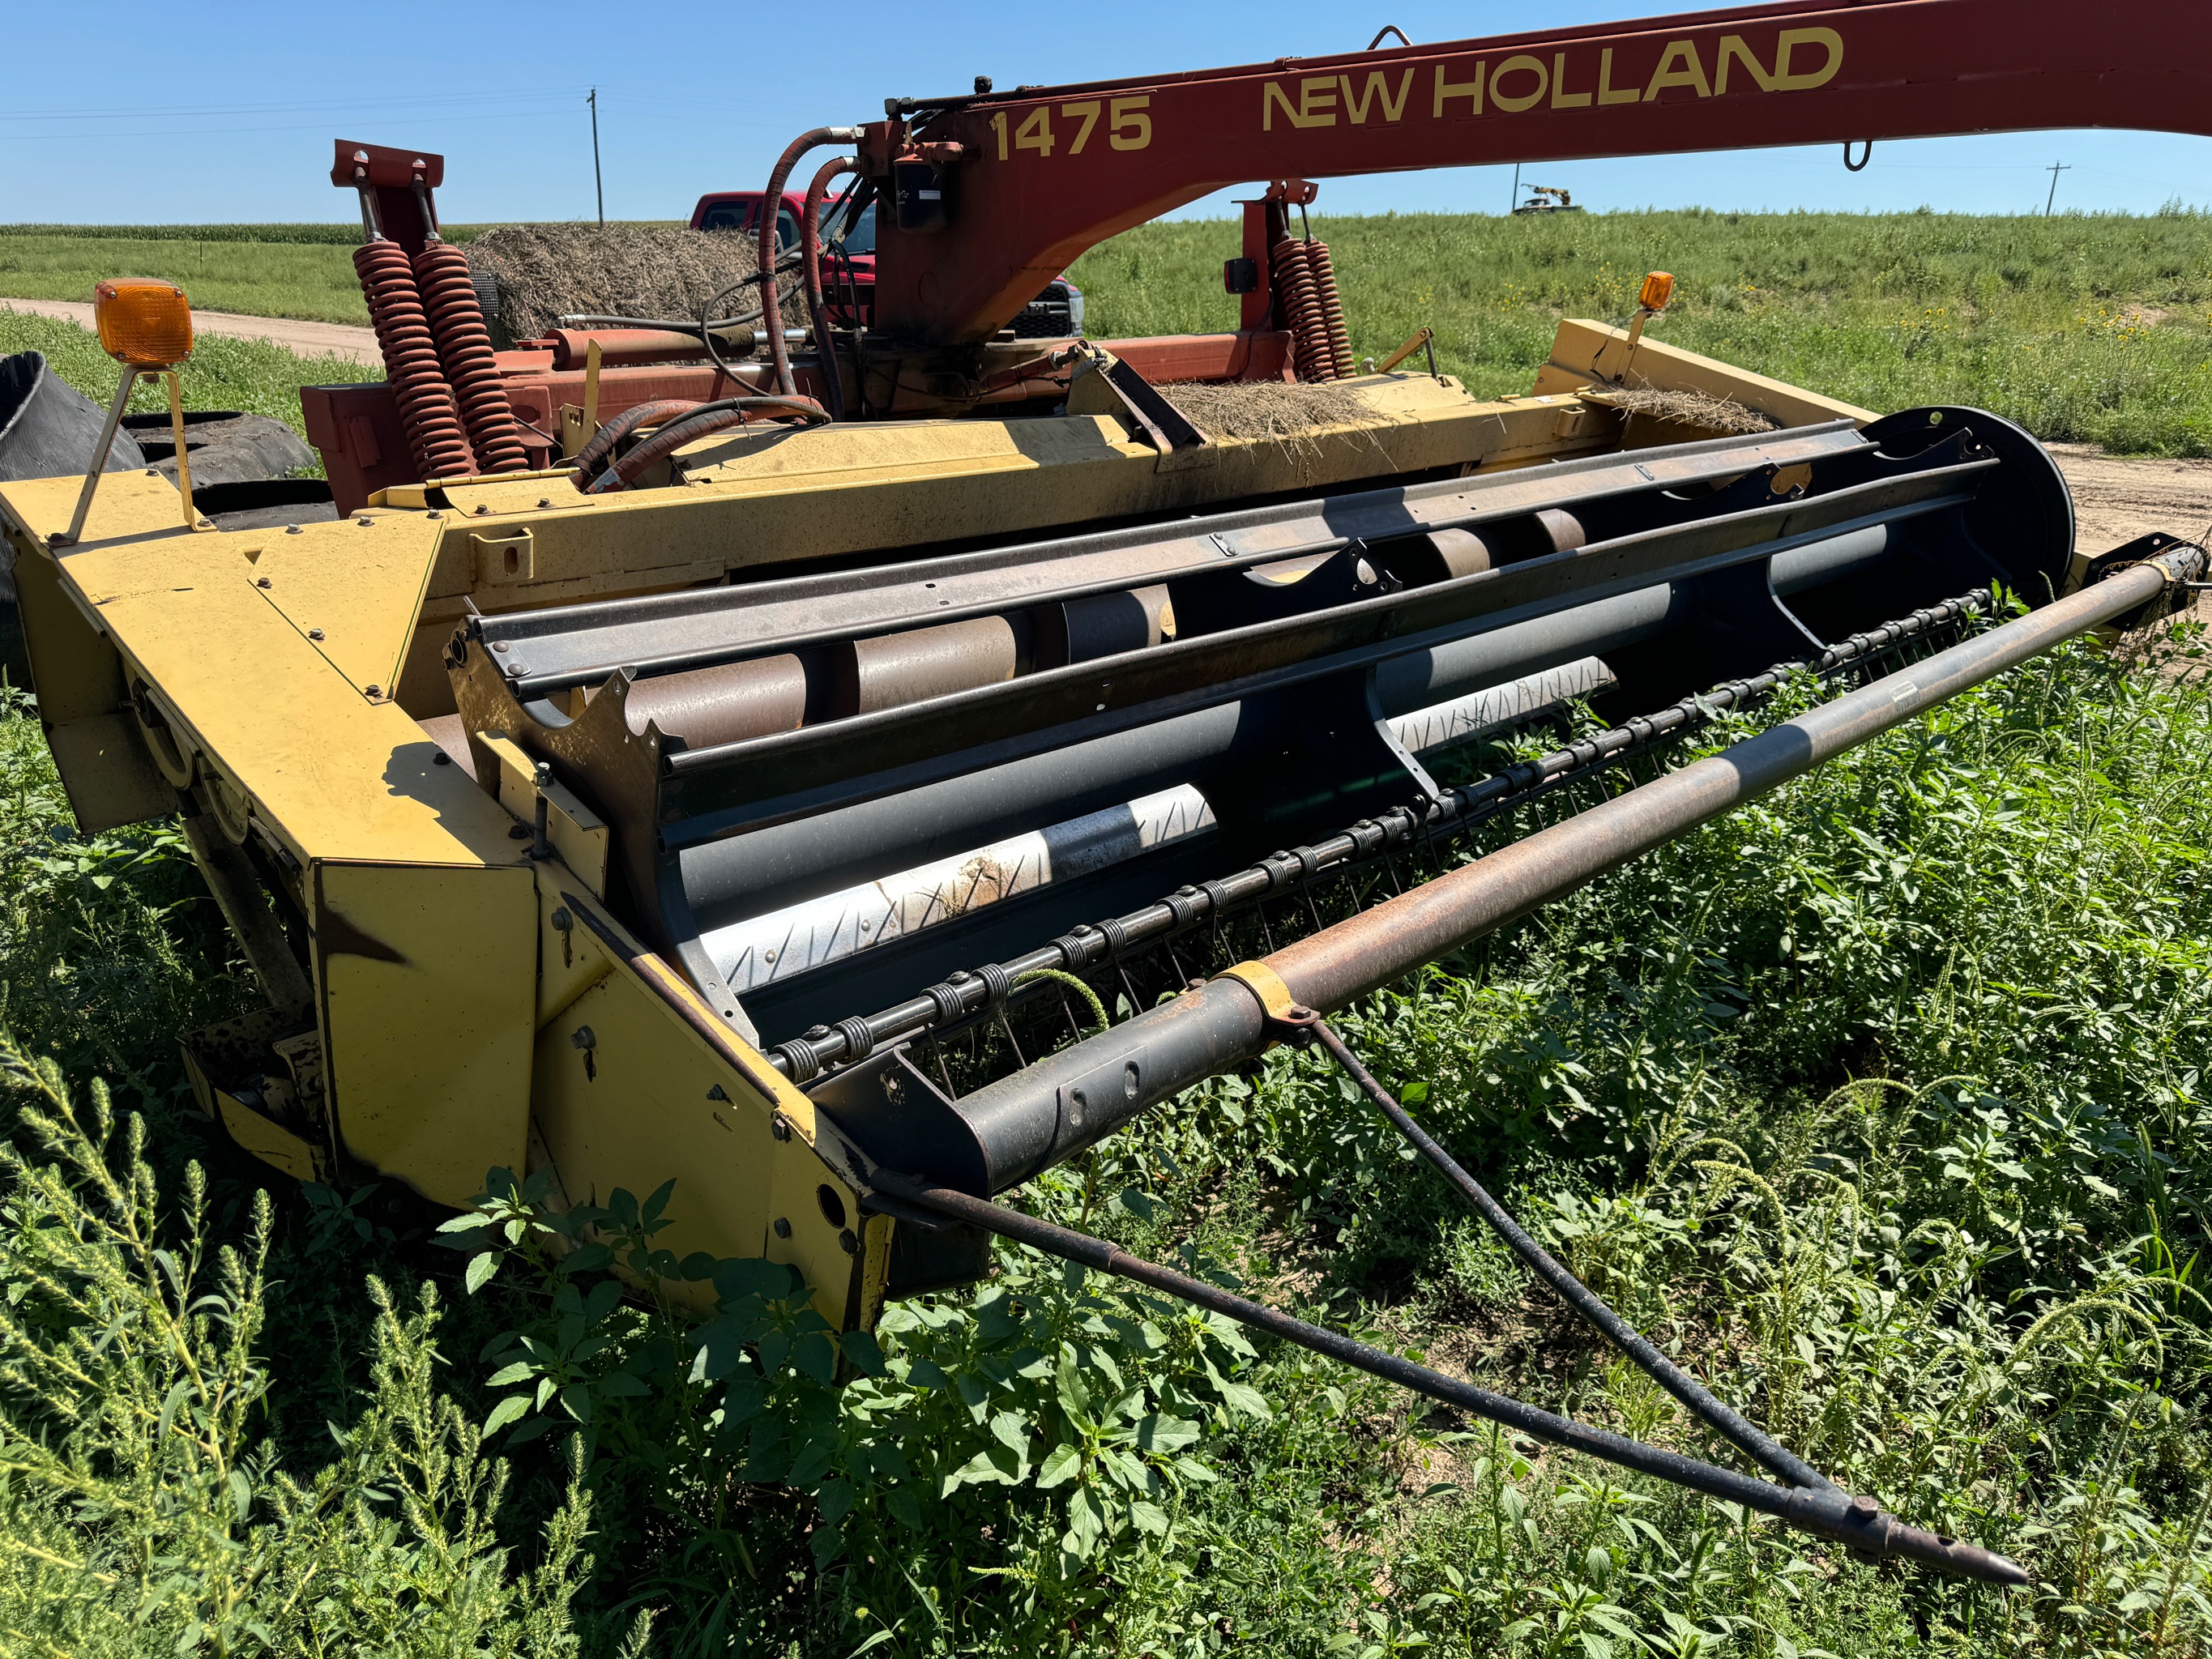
left=465, top=224, right=805, bottom=343
left=1163, top=379, right=1378, bottom=443
left=1585, top=386, right=1781, bottom=436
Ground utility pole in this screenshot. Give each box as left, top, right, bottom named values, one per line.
left=588, top=89, right=605, bottom=227
left=1510, top=162, right=1521, bottom=215
left=2044, top=159, right=2070, bottom=217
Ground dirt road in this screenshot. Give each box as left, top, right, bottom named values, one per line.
left=2050, top=443, right=2212, bottom=552
left=0, top=297, right=378, bottom=366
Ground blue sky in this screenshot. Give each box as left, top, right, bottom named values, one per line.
left=6, top=1, right=2210, bottom=225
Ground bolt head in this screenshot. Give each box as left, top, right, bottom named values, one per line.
left=1848, top=1494, right=1880, bottom=1516
left=770, top=1115, right=793, bottom=1142
left=256, top=576, right=272, bottom=588
left=773, top=1217, right=792, bottom=1239
left=839, top=1229, right=859, bottom=1256
left=307, top=629, right=325, bottom=641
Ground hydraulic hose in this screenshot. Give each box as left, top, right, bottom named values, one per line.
left=1300, top=1013, right=1834, bottom=1493
left=584, top=396, right=829, bottom=493
left=758, top=126, right=862, bottom=397
left=568, top=399, right=701, bottom=488
left=802, top=156, right=857, bottom=421
left=869, top=1168, right=2031, bottom=1586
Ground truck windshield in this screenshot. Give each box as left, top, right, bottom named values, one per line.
left=833, top=203, right=877, bottom=255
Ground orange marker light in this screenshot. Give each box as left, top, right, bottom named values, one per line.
left=94, top=277, right=194, bottom=367
left=1638, top=271, right=1676, bottom=313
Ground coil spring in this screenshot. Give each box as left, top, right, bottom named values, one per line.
left=353, top=241, right=476, bottom=481
left=1270, top=238, right=1332, bottom=384
left=1305, top=239, right=1355, bottom=380
left=413, top=242, right=528, bottom=474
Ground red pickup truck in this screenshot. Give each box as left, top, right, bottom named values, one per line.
left=689, top=190, right=1084, bottom=337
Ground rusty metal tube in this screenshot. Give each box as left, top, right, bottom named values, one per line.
left=946, top=548, right=2198, bottom=1192
left=617, top=655, right=809, bottom=748
left=828, top=616, right=1027, bottom=718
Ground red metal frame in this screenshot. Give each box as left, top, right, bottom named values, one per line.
left=858, top=0, right=2212, bottom=343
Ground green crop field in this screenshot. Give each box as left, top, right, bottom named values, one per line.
left=6, top=214, right=2212, bottom=1656
left=11, top=207, right=2212, bottom=453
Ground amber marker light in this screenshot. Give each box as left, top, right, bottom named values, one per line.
left=53, top=279, right=207, bottom=547
left=94, top=277, right=195, bottom=368
left=1638, top=271, right=1676, bottom=313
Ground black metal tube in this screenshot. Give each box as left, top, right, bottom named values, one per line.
left=1305, top=1014, right=1832, bottom=1491
left=685, top=527, right=1902, bottom=928
left=866, top=1167, right=2031, bottom=1585
left=774, top=589, right=1984, bottom=1086
left=944, top=550, right=2199, bottom=1186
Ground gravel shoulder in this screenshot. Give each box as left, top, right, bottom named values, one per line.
left=0, top=296, right=378, bottom=366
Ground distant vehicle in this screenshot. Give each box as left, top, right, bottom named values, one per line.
left=689, top=190, right=1085, bottom=337
left=1513, top=185, right=1585, bottom=215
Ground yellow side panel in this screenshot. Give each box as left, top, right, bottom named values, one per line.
left=1534, top=319, right=1878, bottom=429
left=41, top=712, right=173, bottom=835
left=532, top=945, right=872, bottom=1329
left=315, top=860, right=536, bottom=1207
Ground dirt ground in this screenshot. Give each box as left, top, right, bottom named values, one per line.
left=2050, top=443, right=2212, bottom=552
left=2048, top=443, right=2212, bottom=627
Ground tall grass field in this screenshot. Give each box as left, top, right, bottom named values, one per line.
left=3, top=211, right=2212, bottom=1655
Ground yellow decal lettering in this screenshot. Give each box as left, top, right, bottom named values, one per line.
left=1340, top=67, right=1415, bottom=124
left=1774, top=27, right=1844, bottom=91
left=989, top=109, right=1009, bottom=160
left=1264, top=81, right=1318, bottom=130
left=1715, top=35, right=1779, bottom=94
left=1643, top=40, right=1713, bottom=101
left=1597, top=48, right=1639, bottom=106
left=1299, top=75, right=1339, bottom=125
left=1015, top=105, right=1055, bottom=156
left=1109, top=95, right=1152, bottom=150
left=1061, top=100, right=1101, bottom=154
left=1551, top=51, right=1593, bottom=109
left=1491, top=53, right=1549, bottom=113
left=1433, top=61, right=1485, bottom=117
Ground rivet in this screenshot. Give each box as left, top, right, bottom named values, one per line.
left=365, top=684, right=382, bottom=697
left=285, top=524, right=303, bottom=534
left=426, top=510, right=442, bottom=520
left=356, top=515, right=374, bottom=527
left=308, top=628, right=325, bottom=641
left=474, top=505, right=492, bottom=516
left=493, top=641, right=510, bottom=652
left=256, top=576, right=272, bottom=588
left=773, top=1217, right=792, bottom=1239
left=538, top=497, right=553, bottom=508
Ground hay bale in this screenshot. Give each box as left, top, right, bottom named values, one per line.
left=1586, top=386, right=1780, bottom=436
left=466, top=224, right=804, bottom=343
left=1162, top=380, right=1377, bottom=442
